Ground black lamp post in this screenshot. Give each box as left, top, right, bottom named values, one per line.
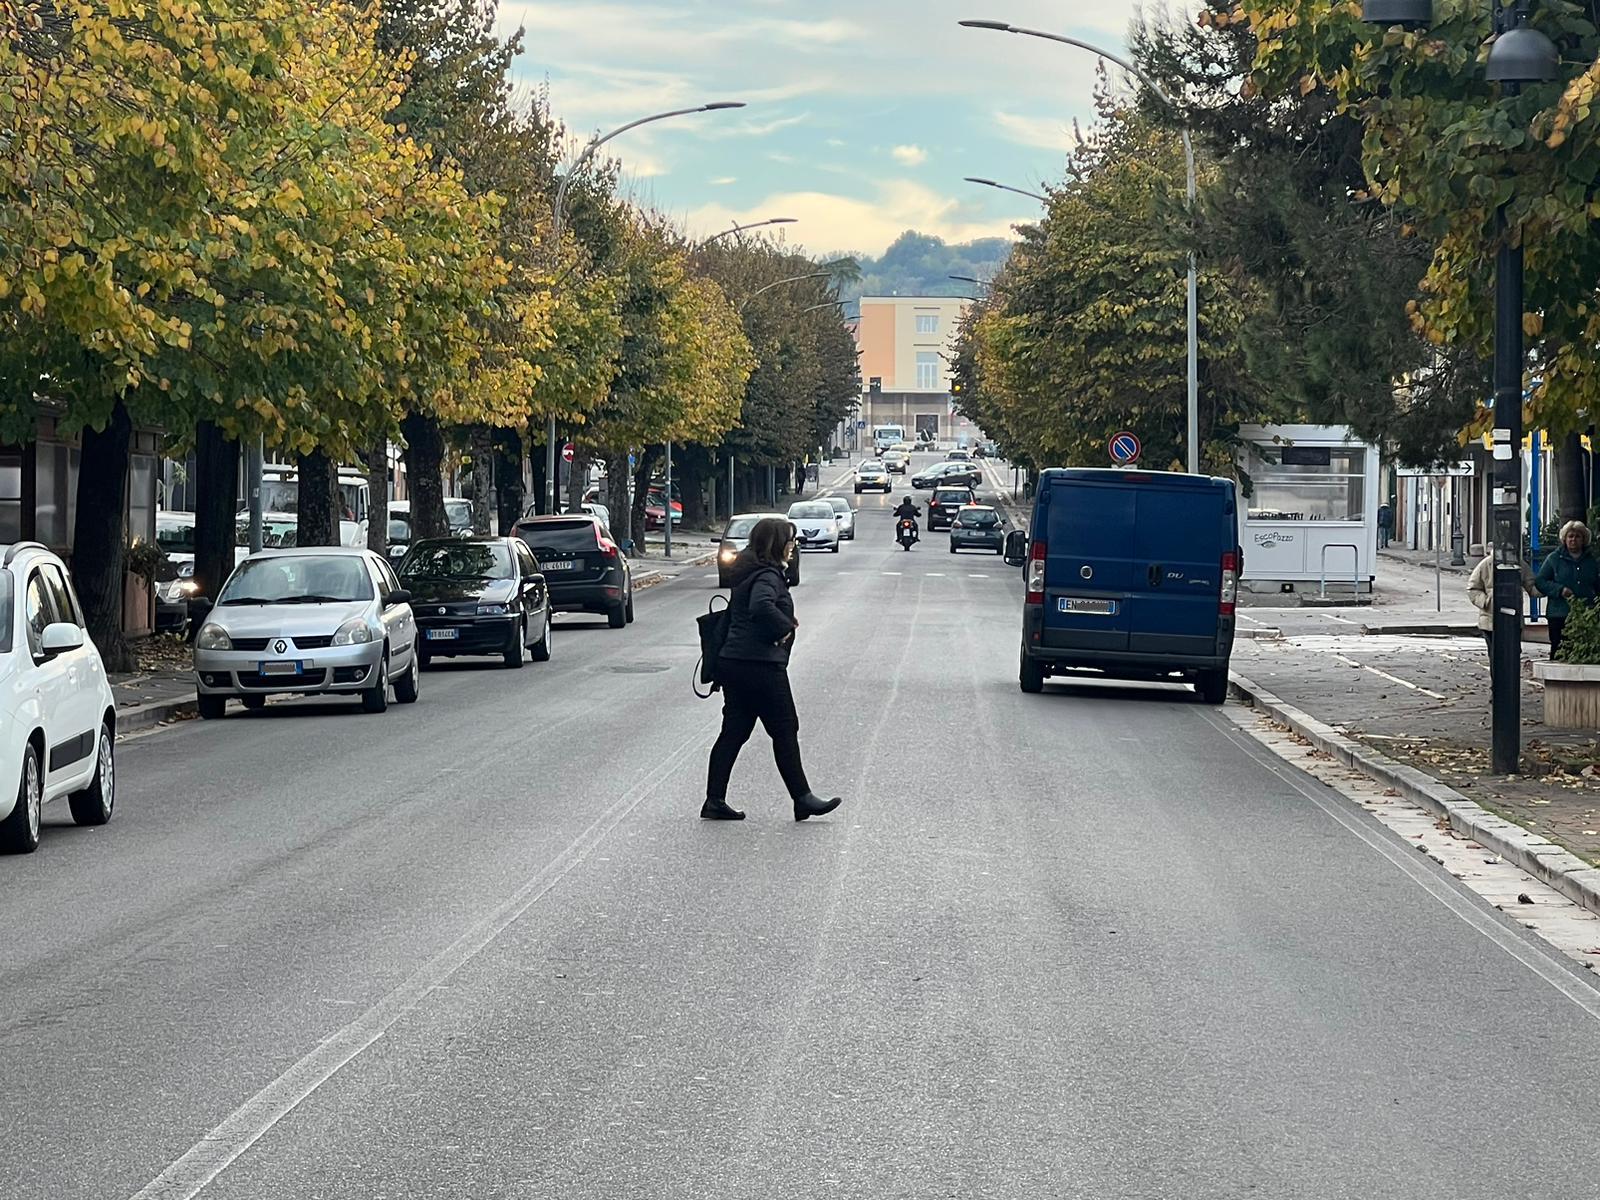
left=1362, top=0, right=1557, bottom=774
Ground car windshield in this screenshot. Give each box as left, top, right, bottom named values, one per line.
left=958, top=509, right=999, bottom=527
left=401, top=542, right=513, bottom=581
left=388, top=517, right=412, bottom=542
left=827, top=500, right=850, bottom=513
left=445, top=499, right=473, bottom=530
left=219, top=555, right=375, bottom=605
left=789, top=503, right=833, bottom=519
left=157, top=515, right=196, bottom=555
left=935, top=490, right=971, bottom=503
left=518, top=520, right=599, bottom=555
left=235, top=519, right=300, bottom=548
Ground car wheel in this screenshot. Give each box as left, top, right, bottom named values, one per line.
left=607, top=602, right=626, bottom=629
left=67, top=721, right=115, bottom=827
left=504, top=621, right=525, bottom=669
left=531, top=610, right=552, bottom=662
left=197, top=692, right=227, bottom=720
left=417, top=647, right=433, bottom=670
left=1196, top=669, right=1228, bottom=706
left=0, top=742, right=42, bottom=854
left=362, top=656, right=390, bottom=713
left=1020, top=647, right=1045, bottom=695
left=854, top=486, right=862, bottom=494
left=394, top=653, right=421, bottom=704
left=625, top=592, right=636, bottom=623
left=830, top=543, right=840, bottom=553
left=240, top=695, right=266, bottom=711
left=718, top=572, right=732, bottom=589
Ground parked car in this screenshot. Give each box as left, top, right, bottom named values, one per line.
left=882, top=450, right=909, bottom=475
left=389, top=499, right=474, bottom=542
left=238, top=512, right=364, bottom=550
left=191, top=548, right=420, bottom=718
left=945, top=449, right=973, bottom=462
left=912, top=461, right=982, bottom=490
left=854, top=460, right=892, bottom=494
left=927, top=485, right=978, bottom=531
left=513, top=514, right=634, bottom=628
left=822, top=496, right=857, bottom=540
left=1005, top=467, right=1240, bottom=704
left=399, top=537, right=551, bottom=669
left=155, top=511, right=200, bottom=634
left=646, top=487, right=684, bottom=530
left=0, top=543, right=118, bottom=854
left=718, top=514, right=801, bottom=588
left=786, top=500, right=841, bottom=553
left=522, top=500, right=613, bottom=535
left=949, top=504, right=1007, bottom=554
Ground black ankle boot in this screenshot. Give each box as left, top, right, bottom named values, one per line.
left=701, top=797, right=746, bottom=821
left=793, top=792, right=842, bottom=822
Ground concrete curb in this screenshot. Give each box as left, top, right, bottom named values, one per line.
left=1359, top=622, right=1478, bottom=637
left=116, top=695, right=197, bottom=734
left=1228, top=668, right=1600, bottom=919
left=632, top=550, right=719, bottom=592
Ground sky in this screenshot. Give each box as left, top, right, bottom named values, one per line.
left=493, top=1, right=1187, bottom=258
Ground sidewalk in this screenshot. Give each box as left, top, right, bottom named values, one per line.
left=111, top=636, right=201, bottom=734
left=1233, top=553, right=1600, bottom=881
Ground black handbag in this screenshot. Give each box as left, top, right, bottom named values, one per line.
left=693, top=594, right=730, bottom=699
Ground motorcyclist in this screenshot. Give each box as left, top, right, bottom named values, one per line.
left=892, top=497, right=921, bottom=541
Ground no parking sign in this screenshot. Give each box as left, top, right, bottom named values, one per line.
left=1109, top=431, right=1141, bottom=465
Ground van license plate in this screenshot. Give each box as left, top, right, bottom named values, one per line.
left=1060, top=598, right=1117, bottom=615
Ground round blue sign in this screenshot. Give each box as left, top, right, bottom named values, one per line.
left=1110, top=432, right=1141, bottom=464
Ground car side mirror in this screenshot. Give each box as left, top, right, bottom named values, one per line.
left=40, top=621, right=85, bottom=657
left=1003, top=531, right=1029, bottom=568
left=386, top=589, right=412, bottom=607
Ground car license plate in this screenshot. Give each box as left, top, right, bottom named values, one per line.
left=259, top=660, right=303, bottom=676
left=1060, top=598, right=1118, bottom=615
left=425, top=628, right=459, bottom=641
left=541, top=561, right=577, bottom=571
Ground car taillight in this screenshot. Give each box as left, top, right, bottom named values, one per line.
left=1026, top=540, right=1046, bottom=605
left=1220, top=550, right=1238, bottom=617
left=599, top=539, right=619, bottom=558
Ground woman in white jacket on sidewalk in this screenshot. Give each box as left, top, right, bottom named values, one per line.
left=1466, top=551, right=1539, bottom=653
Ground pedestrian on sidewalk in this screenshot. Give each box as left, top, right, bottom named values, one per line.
left=702, top=517, right=842, bottom=823
left=1377, top=502, right=1394, bottom=549
left=1535, top=521, right=1599, bottom=658
left=1466, top=549, right=1537, bottom=653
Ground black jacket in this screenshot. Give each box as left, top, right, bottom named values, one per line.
left=721, top=551, right=797, bottom=665
left=893, top=500, right=921, bottom=520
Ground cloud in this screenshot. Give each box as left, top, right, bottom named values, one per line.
left=992, top=111, right=1078, bottom=153
left=709, top=176, right=738, bottom=186
left=688, top=180, right=1025, bottom=257
left=890, top=144, right=928, bottom=167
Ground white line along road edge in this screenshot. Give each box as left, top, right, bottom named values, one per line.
left=129, top=734, right=711, bottom=1200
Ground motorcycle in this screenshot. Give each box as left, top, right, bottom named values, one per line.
left=897, top=517, right=919, bottom=551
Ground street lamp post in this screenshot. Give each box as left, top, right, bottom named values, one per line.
left=702, top=217, right=798, bottom=245
left=960, top=20, right=1200, bottom=475
left=545, top=101, right=746, bottom=518
left=963, top=176, right=1048, bottom=203
left=1359, top=0, right=1557, bottom=775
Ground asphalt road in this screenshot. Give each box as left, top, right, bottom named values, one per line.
left=6, top=471, right=1600, bottom=1199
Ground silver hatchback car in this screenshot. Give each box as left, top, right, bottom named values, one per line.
left=192, top=548, right=420, bottom=718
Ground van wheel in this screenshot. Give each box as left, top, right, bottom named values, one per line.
left=1019, top=648, right=1045, bottom=695
left=1197, top=669, right=1228, bottom=706
left=68, top=721, right=115, bottom=826
left=0, top=742, right=42, bottom=854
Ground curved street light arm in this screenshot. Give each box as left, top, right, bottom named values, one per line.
left=737, top=270, right=837, bottom=313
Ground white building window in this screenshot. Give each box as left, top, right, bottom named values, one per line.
left=916, top=352, right=939, bottom=390
left=915, top=313, right=939, bottom=335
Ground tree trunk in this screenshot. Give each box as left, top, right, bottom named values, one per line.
left=193, top=421, right=240, bottom=602
left=401, top=411, right=448, bottom=538
left=1555, top=432, right=1587, bottom=522
left=296, top=449, right=339, bottom=546
left=567, top=446, right=592, bottom=516
left=631, top=445, right=660, bottom=555
left=493, top=427, right=524, bottom=534
left=72, top=399, right=135, bottom=672
left=468, top=424, right=494, bottom=534
left=363, top=437, right=388, bottom=554
left=679, top=458, right=708, bottom=529
left=528, top=435, right=549, bottom=518
left=604, top=452, right=631, bottom=548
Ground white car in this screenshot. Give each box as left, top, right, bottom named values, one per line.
left=0, top=543, right=117, bottom=854
left=787, top=501, right=842, bottom=553
left=854, top=460, right=891, bottom=494
left=823, top=497, right=857, bottom=540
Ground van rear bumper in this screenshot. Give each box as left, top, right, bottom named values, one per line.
left=1023, top=644, right=1231, bottom=675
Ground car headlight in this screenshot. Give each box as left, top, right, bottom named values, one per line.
left=332, top=617, right=375, bottom=646
left=719, top=548, right=737, bottom=562
left=195, top=623, right=231, bottom=651
left=478, top=603, right=510, bottom=616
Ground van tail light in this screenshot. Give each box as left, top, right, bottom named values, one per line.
left=1220, top=550, right=1239, bottom=617
left=1026, top=540, right=1047, bottom=605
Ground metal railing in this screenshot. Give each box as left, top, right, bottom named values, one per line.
left=1319, top=543, right=1360, bottom=600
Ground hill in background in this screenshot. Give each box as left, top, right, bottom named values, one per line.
left=844, top=231, right=1012, bottom=307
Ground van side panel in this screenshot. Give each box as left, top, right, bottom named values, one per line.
left=1126, top=485, right=1228, bottom=657
left=1042, top=483, right=1135, bottom=653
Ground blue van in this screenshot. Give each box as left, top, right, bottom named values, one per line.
left=1003, top=468, right=1240, bottom=703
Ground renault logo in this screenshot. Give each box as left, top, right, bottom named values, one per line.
left=273, top=639, right=287, bottom=654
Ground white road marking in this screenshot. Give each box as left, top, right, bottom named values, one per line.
left=127, top=735, right=711, bottom=1200
left=1332, top=652, right=1447, bottom=700
left=968, top=574, right=990, bottom=579
left=882, top=571, right=903, bottom=576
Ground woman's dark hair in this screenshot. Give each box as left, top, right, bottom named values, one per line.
left=746, top=517, right=794, bottom=567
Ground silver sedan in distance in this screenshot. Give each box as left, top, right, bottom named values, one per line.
left=191, top=548, right=420, bottom=719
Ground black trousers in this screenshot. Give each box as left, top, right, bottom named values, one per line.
left=706, top=659, right=811, bottom=802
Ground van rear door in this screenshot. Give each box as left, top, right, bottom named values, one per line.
left=1041, top=481, right=1135, bottom=653
left=1126, top=482, right=1230, bottom=657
